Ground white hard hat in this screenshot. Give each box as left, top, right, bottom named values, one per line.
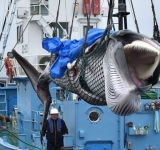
left=50, top=108, right=59, bottom=114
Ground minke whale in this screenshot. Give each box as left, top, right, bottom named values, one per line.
left=10, top=29, right=160, bottom=142
left=11, top=50, right=52, bottom=144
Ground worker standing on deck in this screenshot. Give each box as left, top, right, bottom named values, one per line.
left=0, top=113, right=6, bottom=130
left=44, top=108, right=68, bottom=150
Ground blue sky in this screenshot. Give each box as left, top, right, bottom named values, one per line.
left=0, top=0, right=160, bottom=57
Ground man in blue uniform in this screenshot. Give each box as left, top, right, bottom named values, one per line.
left=44, top=108, right=68, bottom=150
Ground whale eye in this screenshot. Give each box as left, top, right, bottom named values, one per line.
left=88, top=111, right=100, bottom=123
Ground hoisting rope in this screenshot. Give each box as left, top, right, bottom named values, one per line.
left=0, top=64, right=5, bottom=72
left=128, top=0, right=140, bottom=33
left=73, top=0, right=93, bottom=67
left=0, top=129, right=42, bottom=150
left=107, top=0, right=115, bottom=31
left=50, top=0, right=61, bottom=66
left=82, top=0, right=92, bottom=50
left=52, top=0, right=61, bottom=37
left=74, top=0, right=114, bottom=66
left=151, top=0, right=160, bottom=42
left=69, top=0, right=78, bottom=39
left=65, top=0, right=68, bottom=36
left=12, top=0, right=43, bottom=51
left=107, top=0, right=114, bottom=26
left=74, top=0, right=114, bottom=70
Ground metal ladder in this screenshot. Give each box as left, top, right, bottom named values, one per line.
left=0, top=0, right=16, bottom=68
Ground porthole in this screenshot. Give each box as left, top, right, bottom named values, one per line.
left=88, top=111, right=100, bottom=122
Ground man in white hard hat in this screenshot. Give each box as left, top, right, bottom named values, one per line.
left=43, top=108, right=68, bottom=150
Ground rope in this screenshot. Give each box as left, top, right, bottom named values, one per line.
left=151, top=0, right=160, bottom=42
left=0, top=63, right=4, bottom=72
left=50, top=0, right=61, bottom=66
left=40, top=0, right=68, bottom=37
left=128, top=0, right=140, bottom=33
left=0, top=129, right=42, bottom=150
left=107, top=0, right=115, bottom=30
left=52, top=0, right=61, bottom=37
left=81, top=0, right=93, bottom=52
left=12, top=0, right=43, bottom=51
left=65, top=0, right=68, bottom=36
left=107, top=0, right=113, bottom=25
left=74, top=0, right=114, bottom=67
left=74, top=0, right=93, bottom=67
left=69, top=0, right=77, bottom=39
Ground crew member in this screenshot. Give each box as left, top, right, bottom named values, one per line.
left=44, top=108, right=68, bottom=150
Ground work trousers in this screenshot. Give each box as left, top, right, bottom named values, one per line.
left=47, top=141, right=63, bottom=150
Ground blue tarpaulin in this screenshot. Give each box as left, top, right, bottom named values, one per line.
left=42, top=28, right=114, bottom=79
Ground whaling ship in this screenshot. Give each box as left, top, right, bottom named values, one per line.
left=0, top=0, right=159, bottom=150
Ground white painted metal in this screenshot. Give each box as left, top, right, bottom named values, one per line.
left=36, top=15, right=53, bottom=37
left=4, top=0, right=109, bottom=78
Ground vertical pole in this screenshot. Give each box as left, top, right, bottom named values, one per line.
left=123, top=0, right=128, bottom=29
left=113, top=0, right=129, bottom=30
left=118, top=0, right=123, bottom=30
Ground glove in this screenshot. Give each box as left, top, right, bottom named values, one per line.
left=2, top=126, right=6, bottom=131
left=40, top=131, right=44, bottom=145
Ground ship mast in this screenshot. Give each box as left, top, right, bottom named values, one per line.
left=113, top=0, right=130, bottom=30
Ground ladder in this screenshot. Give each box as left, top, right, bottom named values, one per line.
left=0, top=0, right=16, bottom=68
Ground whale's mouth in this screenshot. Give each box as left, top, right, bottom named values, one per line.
left=124, top=38, right=160, bottom=87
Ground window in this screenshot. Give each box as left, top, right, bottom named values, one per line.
left=88, top=111, right=100, bottom=122
left=17, top=25, right=23, bottom=43
left=49, top=22, right=68, bottom=39
left=41, top=5, right=48, bottom=15
left=83, top=25, right=93, bottom=37
left=17, top=26, right=19, bottom=41
left=56, top=89, right=66, bottom=101
left=30, top=5, right=39, bottom=15
left=19, top=25, right=23, bottom=43
left=30, top=5, right=48, bottom=16
left=80, top=23, right=96, bottom=38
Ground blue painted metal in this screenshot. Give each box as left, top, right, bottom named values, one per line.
left=0, top=136, right=21, bottom=150
left=62, top=100, right=124, bottom=150
left=63, top=135, right=74, bottom=147
left=0, top=78, right=160, bottom=150
left=18, top=134, right=26, bottom=149
left=84, top=141, right=112, bottom=150
left=0, top=85, right=17, bottom=116
left=125, top=99, right=160, bottom=150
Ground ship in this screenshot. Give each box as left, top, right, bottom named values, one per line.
left=0, top=0, right=159, bottom=150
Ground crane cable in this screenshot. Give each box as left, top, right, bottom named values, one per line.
left=52, top=0, right=61, bottom=37
left=107, top=0, right=115, bottom=31
left=128, top=0, right=140, bottom=33
left=69, top=0, right=78, bottom=39
left=50, top=0, right=61, bottom=66
left=107, top=0, right=114, bottom=26
left=65, top=0, right=68, bottom=37
left=1, top=0, right=43, bottom=73
left=151, top=0, right=160, bottom=42
left=12, top=0, right=43, bottom=51
left=0, top=129, right=42, bottom=150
